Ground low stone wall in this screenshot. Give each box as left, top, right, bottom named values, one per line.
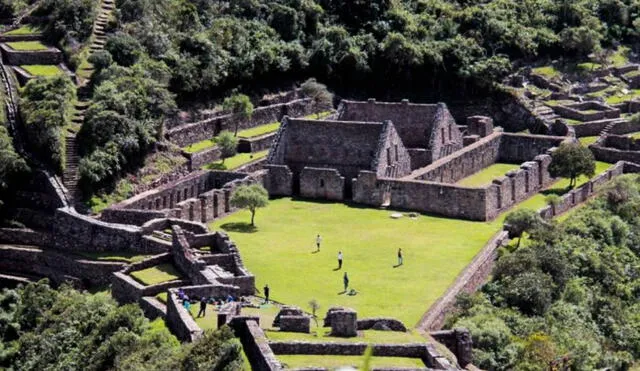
left=229, top=317, right=282, bottom=371
left=187, top=146, right=221, bottom=170
left=166, top=98, right=314, bottom=147
left=607, top=119, right=640, bottom=135
left=0, top=33, right=43, bottom=42
left=429, top=329, right=472, bottom=368
left=165, top=290, right=203, bottom=342
left=418, top=230, right=509, bottom=330
left=572, top=118, right=624, bottom=137
left=100, top=209, right=168, bottom=226
left=0, top=43, right=63, bottom=65
left=591, top=144, right=640, bottom=164
left=603, top=134, right=640, bottom=151
left=357, top=318, right=407, bottom=332
left=551, top=101, right=620, bottom=122
left=0, top=227, right=48, bottom=246
left=238, top=132, right=276, bottom=153
left=140, top=296, right=166, bottom=319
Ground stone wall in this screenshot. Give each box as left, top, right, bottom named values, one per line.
left=430, top=329, right=472, bottom=367
left=427, top=104, right=464, bottom=163
left=372, top=121, right=413, bottom=178
left=409, top=132, right=502, bottom=183
left=357, top=318, right=407, bottom=332
left=607, top=119, right=640, bottom=135
left=591, top=144, right=640, bottom=164
left=0, top=227, right=48, bottom=246
left=238, top=132, right=276, bottom=153
left=166, top=98, right=314, bottom=147
left=551, top=101, right=620, bottom=122
left=498, top=133, right=566, bottom=163
left=299, top=167, right=345, bottom=201
left=418, top=231, right=509, bottom=331
left=0, top=43, right=63, bottom=65
left=229, top=318, right=282, bottom=371
left=100, top=209, right=168, bottom=226
left=572, top=118, right=624, bottom=137
left=263, top=165, right=293, bottom=196
left=187, top=146, right=221, bottom=170
left=165, top=290, right=203, bottom=342
left=604, top=134, right=640, bottom=151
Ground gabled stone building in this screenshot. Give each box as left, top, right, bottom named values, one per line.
left=337, top=99, right=463, bottom=168
left=265, top=117, right=412, bottom=200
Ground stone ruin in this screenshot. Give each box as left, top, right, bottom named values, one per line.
left=273, top=306, right=311, bottom=333
left=323, top=306, right=358, bottom=337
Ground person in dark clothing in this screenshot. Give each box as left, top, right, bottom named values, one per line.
left=343, top=272, right=349, bottom=291
left=197, top=296, right=207, bottom=317
left=264, top=284, right=270, bottom=303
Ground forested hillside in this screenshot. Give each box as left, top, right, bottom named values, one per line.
left=446, top=175, right=640, bottom=370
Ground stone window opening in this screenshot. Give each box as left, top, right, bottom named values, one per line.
left=184, top=188, right=188, bottom=200
left=386, top=148, right=391, bottom=166
left=441, top=128, right=445, bottom=144
left=394, top=144, right=398, bottom=162
left=320, top=179, right=325, bottom=188
left=448, top=125, right=452, bottom=141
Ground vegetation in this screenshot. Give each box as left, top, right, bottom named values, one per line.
left=217, top=130, right=238, bottom=164
left=447, top=175, right=640, bottom=370
left=0, top=126, right=29, bottom=217
left=77, top=251, right=150, bottom=263
left=20, top=75, right=76, bottom=172
left=20, top=65, right=63, bottom=77
left=183, top=138, right=217, bottom=154
left=222, top=94, right=254, bottom=136
left=237, top=121, right=280, bottom=138
left=278, top=355, right=426, bottom=369
left=229, top=183, right=269, bottom=226
left=5, top=41, right=48, bottom=51
left=504, top=209, right=543, bottom=248
left=0, top=281, right=243, bottom=370
left=202, top=150, right=268, bottom=171
left=456, top=163, right=520, bottom=187
left=129, top=263, right=183, bottom=285
left=548, top=142, right=596, bottom=188
left=4, top=25, right=41, bottom=35
left=301, top=78, right=333, bottom=115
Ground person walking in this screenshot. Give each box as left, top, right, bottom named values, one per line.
left=316, top=234, right=322, bottom=251
left=343, top=272, right=349, bottom=292
left=397, top=248, right=403, bottom=266
left=197, top=296, right=207, bottom=318
left=337, top=251, right=343, bottom=269
left=264, top=284, right=270, bottom=304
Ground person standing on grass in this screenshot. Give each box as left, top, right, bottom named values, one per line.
left=343, top=272, right=349, bottom=291
left=197, top=296, right=207, bottom=318
left=337, top=251, right=343, bottom=269
left=264, top=284, right=270, bottom=303
left=398, top=248, right=403, bottom=266
left=316, top=234, right=322, bottom=251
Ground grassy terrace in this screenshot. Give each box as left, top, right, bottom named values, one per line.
left=456, top=163, right=520, bottom=187
left=183, top=138, right=217, bottom=154
left=606, top=90, right=640, bottom=104
left=6, top=41, right=48, bottom=50
left=21, top=65, right=62, bottom=76
left=238, top=122, right=280, bottom=138
left=130, top=263, right=182, bottom=286
left=210, top=162, right=613, bottom=326
left=77, top=251, right=151, bottom=263
left=579, top=136, right=599, bottom=146
left=278, top=355, right=425, bottom=369
left=202, top=150, right=268, bottom=171
left=532, top=65, right=560, bottom=78
left=628, top=132, right=640, bottom=139
left=267, top=327, right=427, bottom=344
left=4, top=25, right=41, bottom=35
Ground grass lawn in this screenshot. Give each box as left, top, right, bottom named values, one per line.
left=238, top=122, right=280, bottom=138
left=532, top=66, right=560, bottom=78
left=628, top=132, right=640, bottom=139
left=156, top=292, right=167, bottom=304
left=183, top=138, right=217, bottom=154
left=77, top=251, right=150, bottom=263
left=266, top=328, right=427, bottom=344
left=605, top=89, right=640, bottom=105
left=278, top=355, right=425, bottom=369
left=4, top=25, right=40, bottom=35
left=202, top=150, right=268, bottom=171
left=610, top=46, right=630, bottom=67
left=210, top=199, right=503, bottom=326
left=6, top=41, right=48, bottom=50
left=21, top=65, right=62, bottom=76
left=130, top=263, right=182, bottom=286
left=456, top=163, right=520, bottom=187
left=579, top=136, right=599, bottom=146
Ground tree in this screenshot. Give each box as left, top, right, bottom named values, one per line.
left=222, top=94, right=254, bottom=136
left=300, top=78, right=333, bottom=117
left=216, top=131, right=238, bottom=165
left=504, top=208, right=542, bottom=247
left=230, top=184, right=269, bottom=226
left=548, top=142, right=596, bottom=188
left=545, top=194, right=562, bottom=215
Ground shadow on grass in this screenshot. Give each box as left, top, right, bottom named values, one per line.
left=219, top=222, right=258, bottom=233
left=203, top=163, right=228, bottom=170
left=541, top=186, right=573, bottom=197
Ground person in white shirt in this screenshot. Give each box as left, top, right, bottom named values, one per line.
left=316, top=234, right=322, bottom=251
left=338, top=251, right=343, bottom=269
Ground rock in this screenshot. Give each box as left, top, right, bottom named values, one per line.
left=372, top=322, right=392, bottom=331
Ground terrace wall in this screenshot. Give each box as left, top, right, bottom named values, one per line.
left=498, top=133, right=566, bottom=163
left=604, top=134, right=640, bottom=151
left=591, top=144, right=640, bottom=163
left=166, top=98, right=314, bottom=147
left=0, top=43, right=62, bottom=65
left=551, top=101, right=620, bottom=122
left=187, top=146, right=221, bottom=170
left=238, top=132, right=276, bottom=153
left=300, top=167, right=345, bottom=201
left=572, top=118, right=624, bottom=137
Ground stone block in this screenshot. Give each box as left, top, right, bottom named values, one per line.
left=280, top=315, right=311, bottom=333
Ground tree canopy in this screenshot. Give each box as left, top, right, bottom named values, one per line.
left=217, top=130, right=238, bottom=163
left=548, top=142, right=596, bottom=188
left=230, top=183, right=269, bottom=226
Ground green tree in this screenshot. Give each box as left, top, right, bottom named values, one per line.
left=300, top=78, right=333, bottom=117
left=548, top=142, right=595, bottom=188
left=216, top=131, right=238, bottom=165
left=222, top=94, right=254, bottom=136
left=230, top=183, right=269, bottom=226
left=504, top=208, right=542, bottom=247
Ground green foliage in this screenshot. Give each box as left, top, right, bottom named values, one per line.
left=301, top=77, right=333, bottom=112
left=449, top=174, right=640, bottom=370
left=217, top=130, right=238, bottom=163
left=105, top=33, right=143, bottom=67
left=229, top=183, right=269, bottom=226
left=37, top=0, right=96, bottom=42
left=549, top=143, right=596, bottom=188
left=222, top=94, right=254, bottom=135
left=504, top=208, right=543, bottom=247
left=0, top=281, right=243, bottom=370
left=19, top=75, right=76, bottom=173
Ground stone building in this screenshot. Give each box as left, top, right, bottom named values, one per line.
left=337, top=99, right=464, bottom=169
left=265, top=117, right=412, bottom=200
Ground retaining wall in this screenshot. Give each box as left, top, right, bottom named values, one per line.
left=0, top=43, right=62, bottom=65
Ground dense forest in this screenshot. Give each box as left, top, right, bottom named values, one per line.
left=4, top=0, right=640, bottom=190
left=447, top=175, right=640, bottom=370
left=0, top=281, right=244, bottom=370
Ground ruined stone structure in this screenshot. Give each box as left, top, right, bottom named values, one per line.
left=266, top=117, right=412, bottom=199
left=102, top=170, right=264, bottom=225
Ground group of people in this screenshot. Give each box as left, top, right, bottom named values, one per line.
left=177, top=289, right=243, bottom=318
left=316, top=234, right=403, bottom=269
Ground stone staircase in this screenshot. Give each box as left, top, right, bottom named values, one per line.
left=62, top=0, right=114, bottom=203
left=62, top=135, right=81, bottom=200
left=532, top=105, right=560, bottom=123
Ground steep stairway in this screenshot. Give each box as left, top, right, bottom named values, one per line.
left=63, top=0, right=115, bottom=203
left=532, top=105, right=560, bottom=123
